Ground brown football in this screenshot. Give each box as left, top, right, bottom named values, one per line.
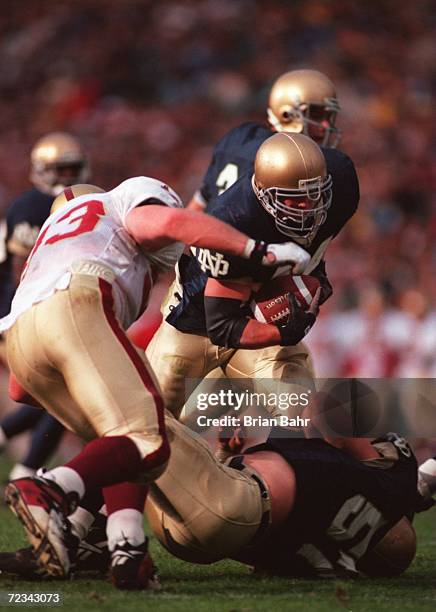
left=357, top=517, right=417, bottom=577
left=250, top=275, right=320, bottom=324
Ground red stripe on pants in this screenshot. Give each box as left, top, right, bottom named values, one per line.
left=98, top=278, right=169, bottom=472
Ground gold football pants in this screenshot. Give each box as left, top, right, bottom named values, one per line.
left=5, top=273, right=167, bottom=477
left=146, top=320, right=315, bottom=419
left=145, top=413, right=270, bottom=563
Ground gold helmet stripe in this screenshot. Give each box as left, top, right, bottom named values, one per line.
left=281, top=133, right=310, bottom=180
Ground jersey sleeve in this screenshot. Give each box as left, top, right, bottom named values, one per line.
left=329, top=150, right=360, bottom=236
left=145, top=241, right=184, bottom=274
left=194, top=176, right=274, bottom=282
left=110, top=176, right=183, bottom=227
left=199, top=150, right=220, bottom=205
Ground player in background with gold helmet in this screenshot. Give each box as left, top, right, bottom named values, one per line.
left=188, top=69, right=341, bottom=212
left=0, top=134, right=89, bottom=481
left=267, top=69, right=341, bottom=147
left=5, top=132, right=89, bottom=288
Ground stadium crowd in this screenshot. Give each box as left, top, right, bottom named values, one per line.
left=0, top=0, right=434, bottom=378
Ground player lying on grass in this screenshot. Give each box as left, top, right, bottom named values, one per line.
left=148, top=420, right=418, bottom=578
left=0, top=178, right=312, bottom=589
left=0, top=414, right=418, bottom=581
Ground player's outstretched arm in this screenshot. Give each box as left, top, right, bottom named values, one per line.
left=125, top=205, right=310, bottom=272
left=204, top=279, right=320, bottom=349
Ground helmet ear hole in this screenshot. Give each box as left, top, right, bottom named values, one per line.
left=267, top=69, right=341, bottom=145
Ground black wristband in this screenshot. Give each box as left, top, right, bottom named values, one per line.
left=248, top=240, right=268, bottom=266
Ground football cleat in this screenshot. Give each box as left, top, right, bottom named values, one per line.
left=75, top=512, right=110, bottom=573
left=0, top=547, right=49, bottom=580
left=0, top=513, right=109, bottom=580
left=4, top=477, right=78, bottom=578
left=109, top=537, right=160, bottom=590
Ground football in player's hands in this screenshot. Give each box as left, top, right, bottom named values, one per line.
left=250, top=275, right=321, bottom=324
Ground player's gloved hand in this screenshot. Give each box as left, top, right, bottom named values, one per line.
left=310, top=260, right=333, bottom=304
left=245, top=239, right=310, bottom=274
left=264, top=242, right=311, bottom=274
left=278, top=288, right=321, bottom=346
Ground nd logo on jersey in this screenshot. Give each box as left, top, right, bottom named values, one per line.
left=191, top=247, right=229, bottom=277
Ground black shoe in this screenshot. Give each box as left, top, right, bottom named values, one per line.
left=109, top=537, right=159, bottom=590
left=0, top=547, right=50, bottom=579
left=75, top=512, right=110, bottom=573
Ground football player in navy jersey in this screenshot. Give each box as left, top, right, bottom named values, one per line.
left=144, top=425, right=417, bottom=579
left=0, top=132, right=89, bottom=481
left=166, top=69, right=354, bottom=441
left=0, top=424, right=418, bottom=581
left=188, top=69, right=341, bottom=212
left=146, top=132, right=359, bottom=422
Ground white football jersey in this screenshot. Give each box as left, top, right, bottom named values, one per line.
left=0, top=177, right=184, bottom=331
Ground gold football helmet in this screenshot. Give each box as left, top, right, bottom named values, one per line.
left=30, top=132, right=89, bottom=196
left=253, top=132, right=332, bottom=244
left=50, top=184, right=105, bottom=214
left=267, top=69, right=341, bottom=147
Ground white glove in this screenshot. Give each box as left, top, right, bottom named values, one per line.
left=264, top=242, right=311, bottom=274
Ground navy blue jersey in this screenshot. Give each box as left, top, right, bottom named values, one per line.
left=199, top=122, right=272, bottom=206
left=167, top=146, right=359, bottom=333
left=242, top=434, right=417, bottom=576
left=0, top=220, right=13, bottom=317
left=6, top=188, right=54, bottom=258
left=0, top=188, right=53, bottom=316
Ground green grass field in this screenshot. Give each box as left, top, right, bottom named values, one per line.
left=0, top=461, right=435, bottom=612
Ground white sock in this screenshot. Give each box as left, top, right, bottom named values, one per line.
left=107, top=509, right=145, bottom=551
left=418, top=458, right=436, bottom=498
left=42, top=466, right=85, bottom=499
left=9, top=463, right=36, bottom=480
left=68, top=506, right=96, bottom=541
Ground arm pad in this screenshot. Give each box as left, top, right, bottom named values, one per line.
left=204, top=296, right=249, bottom=348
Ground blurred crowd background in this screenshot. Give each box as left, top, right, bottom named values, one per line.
left=0, top=0, right=434, bottom=378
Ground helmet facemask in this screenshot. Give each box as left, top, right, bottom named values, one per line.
left=253, top=173, right=332, bottom=245
left=32, top=161, right=89, bottom=196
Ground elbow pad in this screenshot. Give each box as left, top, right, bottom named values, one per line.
left=204, top=296, right=249, bottom=348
